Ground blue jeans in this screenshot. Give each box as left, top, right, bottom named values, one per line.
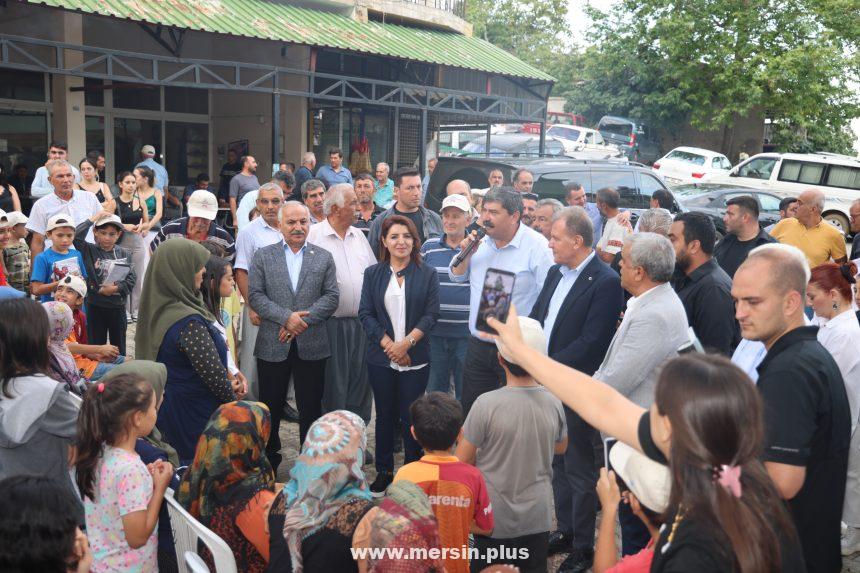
left=90, top=355, right=126, bottom=381
left=426, top=335, right=468, bottom=400
left=367, top=363, right=429, bottom=473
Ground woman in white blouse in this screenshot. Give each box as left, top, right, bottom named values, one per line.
left=807, top=261, right=860, bottom=554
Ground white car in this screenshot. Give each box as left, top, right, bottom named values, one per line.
left=546, top=124, right=623, bottom=158
left=703, top=152, right=860, bottom=232
left=652, top=147, right=732, bottom=185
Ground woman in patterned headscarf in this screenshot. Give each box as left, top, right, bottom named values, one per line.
left=42, top=300, right=81, bottom=390
left=268, top=410, right=374, bottom=573
left=178, top=400, right=276, bottom=573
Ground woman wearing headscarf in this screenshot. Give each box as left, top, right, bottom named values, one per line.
left=267, top=410, right=374, bottom=573
left=352, top=480, right=444, bottom=573
left=135, top=238, right=238, bottom=462
left=43, top=300, right=84, bottom=392
left=178, top=401, right=276, bottom=573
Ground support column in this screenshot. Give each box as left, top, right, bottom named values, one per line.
left=539, top=121, right=546, bottom=156
left=419, top=109, right=427, bottom=177
left=52, top=12, right=86, bottom=161
left=272, top=91, right=281, bottom=168
left=485, top=123, right=491, bottom=158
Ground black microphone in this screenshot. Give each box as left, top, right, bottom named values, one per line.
left=452, top=228, right=486, bottom=268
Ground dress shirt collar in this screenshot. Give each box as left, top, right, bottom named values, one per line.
left=488, top=222, right=528, bottom=251
left=626, top=281, right=669, bottom=311
left=317, top=218, right=360, bottom=240
left=559, top=250, right=595, bottom=277
left=282, top=239, right=307, bottom=255
left=686, top=257, right=720, bottom=283
left=757, top=325, right=819, bottom=374
left=819, top=309, right=857, bottom=331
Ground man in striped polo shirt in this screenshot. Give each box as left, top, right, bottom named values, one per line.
left=420, top=194, right=472, bottom=400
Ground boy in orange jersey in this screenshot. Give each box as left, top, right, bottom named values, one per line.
left=394, top=392, right=494, bottom=573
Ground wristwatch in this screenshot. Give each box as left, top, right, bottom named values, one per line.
left=407, top=336, right=417, bottom=347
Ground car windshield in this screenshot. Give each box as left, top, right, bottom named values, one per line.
left=666, top=150, right=706, bottom=165
left=547, top=126, right=581, bottom=141
left=598, top=120, right=634, bottom=139
left=672, top=184, right=712, bottom=197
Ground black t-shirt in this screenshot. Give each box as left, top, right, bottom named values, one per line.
left=638, top=413, right=808, bottom=573
left=713, top=229, right=775, bottom=279
left=394, top=207, right=425, bottom=244
left=757, top=326, right=850, bottom=573
left=674, top=258, right=739, bottom=356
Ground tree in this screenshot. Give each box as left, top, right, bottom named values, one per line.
left=560, top=0, right=859, bottom=155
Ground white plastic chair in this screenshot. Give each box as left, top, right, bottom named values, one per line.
left=165, top=489, right=238, bottom=573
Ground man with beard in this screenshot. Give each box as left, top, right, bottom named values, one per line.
left=228, top=155, right=260, bottom=227
left=354, top=173, right=384, bottom=241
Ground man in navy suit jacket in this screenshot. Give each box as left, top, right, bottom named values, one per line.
left=529, top=206, right=625, bottom=573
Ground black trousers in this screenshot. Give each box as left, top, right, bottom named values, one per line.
left=257, top=343, right=325, bottom=471
left=461, top=337, right=506, bottom=417
left=87, top=305, right=127, bottom=356
left=471, top=532, right=549, bottom=573
left=552, top=405, right=600, bottom=550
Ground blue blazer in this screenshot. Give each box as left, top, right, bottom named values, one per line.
left=359, top=260, right=440, bottom=367
left=529, top=255, right=624, bottom=376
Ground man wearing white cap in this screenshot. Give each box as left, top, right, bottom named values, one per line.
left=1, top=211, right=30, bottom=293
left=135, top=144, right=169, bottom=195
left=0, top=209, right=12, bottom=287
left=456, top=316, right=568, bottom=573
left=149, top=190, right=235, bottom=262
left=419, top=194, right=472, bottom=399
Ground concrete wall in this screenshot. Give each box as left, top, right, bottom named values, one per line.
left=657, top=109, right=765, bottom=164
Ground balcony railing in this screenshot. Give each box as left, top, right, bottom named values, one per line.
left=398, top=0, right=466, bottom=19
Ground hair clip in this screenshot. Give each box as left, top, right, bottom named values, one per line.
left=716, top=464, right=742, bottom=498
left=97, top=382, right=105, bottom=393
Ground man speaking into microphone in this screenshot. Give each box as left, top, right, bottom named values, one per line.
left=449, top=186, right=554, bottom=415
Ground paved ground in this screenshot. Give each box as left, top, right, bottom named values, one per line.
left=126, top=322, right=860, bottom=571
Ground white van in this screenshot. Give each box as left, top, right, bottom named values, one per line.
left=703, top=152, right=860, bottom=232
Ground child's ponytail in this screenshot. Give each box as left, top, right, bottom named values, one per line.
left=75, top=375, right=154, bottom=500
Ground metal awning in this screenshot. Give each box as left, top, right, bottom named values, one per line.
left=20, top=0, right=555, bottom=82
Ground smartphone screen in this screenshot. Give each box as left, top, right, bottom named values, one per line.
left=475, top=268, right=517, bottom=335
left=603, top=437, right=617, bottom=470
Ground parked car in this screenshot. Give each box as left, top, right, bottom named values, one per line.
left=703, top=152, right=860, bottom=232
left=546, top=124, right=624, bottom=158
left=425, top=156, right=685, bottom=225
left=438, top=129, right=486, bottom=154
left=653, top=147, right=732, bottom=185
left=673, top=183, right=784, bottom=236
left=457, top=133, right=567, bottom=157
left=596, top=115, right=662, bottom=164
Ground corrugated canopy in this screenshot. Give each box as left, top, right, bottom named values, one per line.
left=23, top=0, right=555, bottom=82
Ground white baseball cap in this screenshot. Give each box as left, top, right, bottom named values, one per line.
left=609, top=441, right=672, bottom=513
left=441, top=194, right=471, bottom=214
left=187, top=190, right=218, bottom=220
left=0, top=209, right=7, bottom=228
left=141, top=144, right=156, bottom=156
left=94, top=213, right=124, bottom=231
left=472, top=187, right=490, bottom=197
left=46, top=213, right=75, bottom=232
left=58, top=274, right=87, bottom=298
left=496, top=316, right=547, bottom=364
left=4, top=211, right=28, bottom=226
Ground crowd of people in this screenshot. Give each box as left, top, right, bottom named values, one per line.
left=1, top=139, right=860, bottom=573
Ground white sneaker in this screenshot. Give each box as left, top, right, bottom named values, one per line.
left=841, top=526, right=860, bottom=556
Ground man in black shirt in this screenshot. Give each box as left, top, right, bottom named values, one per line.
left=367, top=168, right=442, bottom=252
left=217, top=149, right=242, bottom=205
left=668, top=212, right=738, bottom=355
left=714, top=195, right=775, bottom=278
left=733, top=243, right=850, bottom=573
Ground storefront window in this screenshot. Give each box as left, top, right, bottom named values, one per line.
left=113, top=85, right=160, bottom=111
left=0, top=109, right=48, bottom=182
left=165, top=121, right=209, bottom=186
left=165, top=87, right=208, bottom=114
left=84, top=78, right=105, bottom=108
left=0, top=69, right=46, bottom=102
left=113, top=117, right=162, bottom=175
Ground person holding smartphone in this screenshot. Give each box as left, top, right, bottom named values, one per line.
left=359, top=215, right=439, bottom=496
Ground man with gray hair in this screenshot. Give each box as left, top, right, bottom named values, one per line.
left=733, top=242, right=849, bottom=573
left=374, top=162, right=394, bottom=208
left=294, top=151, right=316, bottom=193
left=533, top=198, right=564, bottom=240
left=308, top=184, right=377, bottom=424
left=636, top=207, right=673, bottom=235
left=594, top=231, right=688, bottom=556
left=27, top=159, right=102, bottom=259
left=529, top=206, right=624, bottom=570
left=302, top=178, right=327, bottom=224
left=450, top=186, right=554, bottom=414
left=771, top=187, right=846, bottom=267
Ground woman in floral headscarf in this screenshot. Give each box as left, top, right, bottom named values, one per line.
left=42, top=301, right=83, bottom=391
left=267, top=410, right=374, bottom=573
left=178, top=400, right=276, bottom=573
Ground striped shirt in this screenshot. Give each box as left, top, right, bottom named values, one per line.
left=149, top=217, right=236, bottom=263
left=420, top=235, right=470, bottom=338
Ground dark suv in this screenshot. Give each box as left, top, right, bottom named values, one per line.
left=596, top=116, right=661, bottom=165
left=426, top=156, right=684, bottom=219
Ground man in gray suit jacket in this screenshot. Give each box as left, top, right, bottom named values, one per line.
left=594, top=231, right=688, bottom=556
left=249, top=201, right=339, bottom=470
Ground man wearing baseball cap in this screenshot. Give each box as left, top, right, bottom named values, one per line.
left=419, top=194, right=473, bottom=399
left=2, top=211, right=31, bottom=294
left=456, top=316, right=568, bottom=572
left=135, top=144, right=169, bottom=195
left=149, top=190, right=235, bottom=262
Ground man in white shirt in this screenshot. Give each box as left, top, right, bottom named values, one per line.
left=30, top=142, right=81, bottom=199
left=235, top=182, right=286, bottom=399
left=135, top=144, right=169, bottom=195
left=449, top=186, right=554, bottom=415
left=595, top=187, right=632, bottom=263
left=308, top=183, right=378, bottom=424
left=27, top=159, right=100, bottom=259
